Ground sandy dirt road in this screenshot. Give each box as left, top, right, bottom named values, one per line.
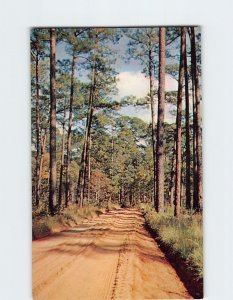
left=32, top=209, right=191, bottom=300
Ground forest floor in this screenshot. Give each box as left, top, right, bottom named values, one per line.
left=32, top=208, right=191, bottom=300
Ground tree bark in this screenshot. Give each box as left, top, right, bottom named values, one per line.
left=155, top=27, right=166, bottom=213
left=65, top=50, right=76, bottom=207
left=37, top=128, right=47, bottom=201
left=180, top=148, right=185, bottom=207
left=190, top=27, right=203, bottom=212
left=58, top=106, right=66, bottom=207
left=148, top=40, right=157, bottom=210
left=35, top=49, right=41, bottom=206
left=79, top=105, right=94, bottom=207
left=191, top=68, right=198, bottom=209
left=174, top=27, right=186, bottom=217
left=49, top=28, right=57, bottom=215
left=87, top=133, right=91, bottom=204
left=77, top=58, right=96, bottom=207
left=169, top=139, right=176, bottom=207
left=184, top=30, right=191, bottom=209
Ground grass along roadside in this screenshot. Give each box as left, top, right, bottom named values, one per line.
left=141, top=204, right=203, bottom=298
left=32, top=203, right=120, bottom=240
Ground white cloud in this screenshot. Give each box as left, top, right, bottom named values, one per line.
left=120, top=102, right=176, bottom=124
left=138, top=106, right=175, bottom=124
left=117, top=71, right=178, bottom=123
left=117, top=71, right=149, bottom=99
left=116, top=71, right=178, bottom=100
left=117, top=71, right=177, bottom=123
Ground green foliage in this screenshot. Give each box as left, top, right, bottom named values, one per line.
left=124, top=28, right=159, bottom=82
left=32, top=219, right=52, bottom=239
left=90, top=113, right=154, bottom=206
left=166, top=64, right=179, bottom=81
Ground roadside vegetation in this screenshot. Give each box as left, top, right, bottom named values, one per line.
left=141, top=204, right=203, bottom=280
left=32, top=203, right=119, bottom=240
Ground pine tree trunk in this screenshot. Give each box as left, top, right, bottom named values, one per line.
left=35, top=49, right=41, bottom=206
left=148, top=42, right=156, bottom=210
left=155, top=27, right=166, bottom=213
left=174, top=27, right=186, bottom=217
left=184, top=30, right=191, bottom=209
left=77, top=58, right=96, bottom=207
left=79, top=106, right=94, bottom=207
left=49, top=28, right=57, bottom=215
left=58, top=107, right=66, bottom=207
left=190, top=27, right=203, bottom=212
left=87, top=133, right=91, bottom=204
left=180, top=149, right=185, bottom=207
left=37, top=128, right=47, bottom=201
left=169, top=140, right=176, bottom=207
left=65, top=51, right=76, bottom=207
left=191, top=69, right=198, bottom=209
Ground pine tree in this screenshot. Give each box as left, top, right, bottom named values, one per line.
left=155, top=27, right=166, bottom=212
left=49, top=28, right=57, bottom=214
left=174, top=27, right=186, bottom=217
left=190, top=27, right=203, bottom=212
left=184, top=28, right=191, bottom=209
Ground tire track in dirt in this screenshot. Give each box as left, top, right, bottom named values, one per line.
left=33, top=208, right=191, bottom=300
left=111, top=233, right=130, bottom=300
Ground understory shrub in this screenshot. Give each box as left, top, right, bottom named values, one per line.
left=143, top=206, right=203, bottom=279
left=32, top=205, right=106, bottom=240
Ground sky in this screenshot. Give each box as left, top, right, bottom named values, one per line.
left=56, top=29, right=179, bottom=124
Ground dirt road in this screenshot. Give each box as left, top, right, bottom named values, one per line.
left=33, top=209, right=191, bottom=299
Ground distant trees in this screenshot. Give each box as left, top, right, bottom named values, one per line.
left=90, top=115, right=152, bottom=206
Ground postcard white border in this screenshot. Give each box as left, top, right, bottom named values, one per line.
left=0, top=0, right=233, bottom=299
